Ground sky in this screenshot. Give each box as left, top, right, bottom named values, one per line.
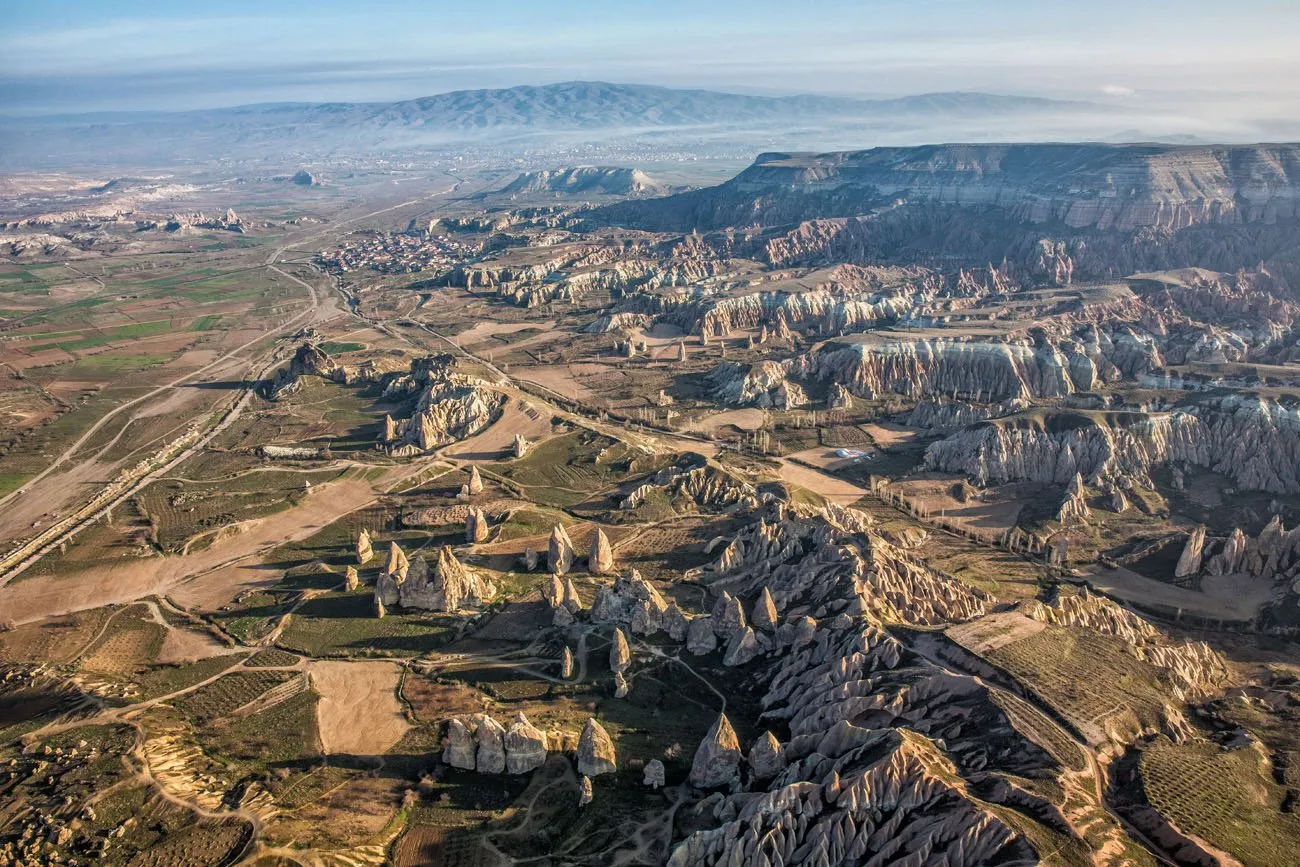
left=3, top=0, right=1300, bottom=114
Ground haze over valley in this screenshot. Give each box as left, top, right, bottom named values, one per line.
left=2, top=3, right=1300, bottom=866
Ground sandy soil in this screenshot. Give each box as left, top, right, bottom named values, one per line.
left=890, top=477, right=1024, bottom=541
left=457, top=320, right=555, bottom=345
left=787, top=445, right=878, bottom=474
left=444, top=398, right=555, bottom=461
left=683, top=408, right=767, bottom=435
left=514, top=364, right=601, bottom=402
left=1083, top=563, right=1268, bottom=622
left=0, top=464, right=421, bottom=623
left=309, top=660, right=409, bottom=757
left=862, top=422, right=921, bottom=449
left=777, top=459, right=870, bottom=506
left=946, top=611, right=1046, bottom=655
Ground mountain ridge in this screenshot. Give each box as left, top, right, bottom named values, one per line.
left=589, top=142, right=1300, bottom=232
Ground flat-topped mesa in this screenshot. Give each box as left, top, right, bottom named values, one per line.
left=465, top=507, right=489, bottom=543
left=1056, top=472, right=1090, bottom=524
left=598, top=144, right=1300, bottom=235
left=549, top=525, right=576, bottom=575
left=467, top=465, right=485, bottom=495
left=355, top=530, right=374, bottom=565
left=588, top=528, right=615, bottom=575
left=688, top=713, right=743, bottom=789
left=577, top=718, right=617, bottom=777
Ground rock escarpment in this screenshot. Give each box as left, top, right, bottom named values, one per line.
left=1022, top=591, right=1227, bottom=698
left=375, top=545, right=495, bottom=612
left=402, top=361, right=506, bottom=452
left=443, top=713, right=551, bottom=775
left=925, top=397, right=1300, bottom=494
left=599, top=144, right=1300, bottom=234
left=667, top=503, right=1057, bottom=865
left=709, top=361, right=807, bottom=408
left=619, top=455, right=760, bottom=514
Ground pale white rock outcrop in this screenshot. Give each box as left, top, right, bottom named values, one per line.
left=643, top=758, right=666, bottom=789
left=578, top=775, right=594, bottom=807
left=588, top=528, right=615, bottom=575
left=1056, top=473, right=1090, bottom=523
left=465, top=507, right=490, bottom=543
left=402, top=360, right=506, bottom=451
left=747, top=732, right=786, bottom=780
left=355, top=530, right=374, bottom=565
left=610, top=627, right=631, bottom=673
left=752, top=586, right=779, bottom=632
left=711, top=591, right=747, bottom=637
left=723, top=627, right=763, bottom=666
left=686, top=617, right=718, bottom=655
left=476, top=715, right=507, bottom=774
left=688, top=713, right=743, bottom=789
left=549, top=525, right=576, bottom=575
left=577, top=718, right=617, bottom=777
left=442, top=718, right=476, bottom=770
left=1175, top=525, right=1207, bottom=578
left=505, top=712, right=548, bottom=774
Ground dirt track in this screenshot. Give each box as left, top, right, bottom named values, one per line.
left=0, top=463, right=424, bottom=624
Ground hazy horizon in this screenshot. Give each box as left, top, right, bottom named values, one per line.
left=4, top=0, right=1300, bottom=117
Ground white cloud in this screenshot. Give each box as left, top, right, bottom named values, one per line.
left=1101, top=84, right=1137, bottom=97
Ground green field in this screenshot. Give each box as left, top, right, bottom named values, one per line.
left=1139, top=736, right=1300, bottom=867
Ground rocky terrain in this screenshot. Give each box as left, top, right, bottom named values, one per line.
left=6, top=120, right=1300, bottom=867
left=496, top=166, right=669, bottom=198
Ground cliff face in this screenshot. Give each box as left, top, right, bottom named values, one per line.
left=923, top=397, right=1300, bottom=494
left=498, top=166, right=666, bottom=198
left=596, top=144, right=1300, bottom=233
left=668, top=503, right=1049, bottom=866
left=788, top=338, right=1084, bottom=401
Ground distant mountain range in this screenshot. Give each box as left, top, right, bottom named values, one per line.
left=0, top=81, right=1101, bottom=170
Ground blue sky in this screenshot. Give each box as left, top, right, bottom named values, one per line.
left=3, top=1, right=1299, bottom=112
